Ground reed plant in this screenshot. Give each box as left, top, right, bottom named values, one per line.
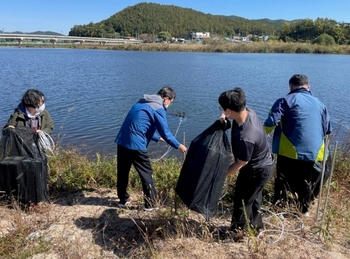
left=5, top=41, right=350, bottom=54
left=109, top=41, right=350, bottom=54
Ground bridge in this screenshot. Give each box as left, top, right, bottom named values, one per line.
left=0, top=33, right=143, bottom=45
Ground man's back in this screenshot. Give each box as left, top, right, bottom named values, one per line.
left=115, top=94, right=180, bottom=151
left=265, top=88, right=331, bottom=161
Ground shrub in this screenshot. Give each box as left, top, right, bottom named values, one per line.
left=312, top=34, right=336, bottom=46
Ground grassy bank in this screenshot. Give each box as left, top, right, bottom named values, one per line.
left=2, top=41, right=350, bottom=54
left=0, top=137, right=349, bottom=258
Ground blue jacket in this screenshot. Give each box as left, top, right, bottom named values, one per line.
left=264, top=88, right=331, bottom=162
left=115, top=94, right=180, bottom=151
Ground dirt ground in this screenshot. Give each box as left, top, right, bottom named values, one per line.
left=0, top=188, right=349, bottom=259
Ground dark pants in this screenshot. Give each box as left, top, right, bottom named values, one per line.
left=274, top=155, right=317, bottom=213
left=231, top=164, right=274, bottom=231
left=117, top=145, right=156, bottom=207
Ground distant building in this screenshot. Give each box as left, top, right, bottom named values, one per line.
left=189, top=32, right=210, bottom=40
left=232, top=36, right=241, bottom=42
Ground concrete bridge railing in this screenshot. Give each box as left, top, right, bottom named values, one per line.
left=0, top=33, right=143, bottom=44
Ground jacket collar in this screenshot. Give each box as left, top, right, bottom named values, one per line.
left=288, top=87, right=312, bottom=96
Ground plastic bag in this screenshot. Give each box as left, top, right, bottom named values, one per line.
left=0, top=127, right=49, bottom=204
left=175, top=119, right=233, bottom=221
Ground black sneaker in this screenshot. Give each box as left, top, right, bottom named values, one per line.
left=117, top=198, right=131, bottom=208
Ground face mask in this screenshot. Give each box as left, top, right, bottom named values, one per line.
left=163, top=97, right=173, bottom=110
left=36, top=103, right=45, bottom=113
left=164, top=103, right=169, bottom=110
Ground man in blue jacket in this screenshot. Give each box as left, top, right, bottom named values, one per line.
left=115, top=86, right=187, bottom=211
left=264, top=74, right=331, bottom=216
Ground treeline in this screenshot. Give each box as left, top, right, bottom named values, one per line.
left=68, top=2, right=350, bottom=45
left=68, top=3, right=282, bottom=38
left=279, top=18, right=350, bottom=45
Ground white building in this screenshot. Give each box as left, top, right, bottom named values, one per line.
left=189, top=32, right=210, bottom=39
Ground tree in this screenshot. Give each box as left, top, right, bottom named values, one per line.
left=251, top=35, right=261, bottom=42
left=158, top=31, right=172, bottom=41
left=68, top=3, right=283, bottom=39
left=312, top=33, right=336, bottom=46
left=279, top=22, right=293, bottom=41
left=140, top=33, right=156, bottom=43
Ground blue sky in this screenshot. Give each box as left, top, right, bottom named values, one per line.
left=1, top=0, right=349, bottom=35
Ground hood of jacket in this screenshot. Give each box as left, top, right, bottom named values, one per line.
left=138, top=94, right=164, bottom=110
left=14, top=103, right=46, bottom=119
left=15, top=103, right=27, bottom=116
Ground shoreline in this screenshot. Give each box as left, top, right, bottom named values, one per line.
left=1, top=42, right=350, bottom=54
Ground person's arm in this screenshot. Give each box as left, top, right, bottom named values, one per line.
left=2, top=112, right=19, bottom=135
left=154, top=109, right=187, bottom=153
left=151, top=129, right=186, bottom=153
left=227, top=159, right=248, bottom=176
left=4, top=112, right=18, bottom=129
left=40, top=110, right=54, bottom=134
left=323, top=106, right=332, bottom=135
left=228, top=138, right=254, bottom=176
left=264, top=98, right=286, bottom=134
left=153, top=109, right=180, bottom=147
left=151, top=132, right=161, bottom=142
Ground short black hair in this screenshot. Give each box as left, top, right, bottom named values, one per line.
left=157, top=86, right=176, bottom=100
left=218, top=87, right=246, bottom=112
left=21, top=89, right=44, bottom=108
left=289, top=74, right=309, bottom=87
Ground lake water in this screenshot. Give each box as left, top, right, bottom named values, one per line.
left=1, top=47, right=349, bottom=159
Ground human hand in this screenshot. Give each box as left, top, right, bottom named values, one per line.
left=219, top=112, right=226, bottom=121
left=178, top=144, right=187, bottom=154
left=215, top=117, right=231, bottom=131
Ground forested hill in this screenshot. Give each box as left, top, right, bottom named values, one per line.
left=68, top=2, right=286, bottom=38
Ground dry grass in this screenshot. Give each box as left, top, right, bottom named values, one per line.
left=0, top=179, right=349, bottom=259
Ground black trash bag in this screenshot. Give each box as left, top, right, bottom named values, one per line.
left=0, top=127, right=43, bottom=160
left=175, top=119, right=233, bottom=221
left=0, top=127, right=50, bottom=204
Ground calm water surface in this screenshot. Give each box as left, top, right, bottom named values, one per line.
left=0, top=48, right=349, bottom=158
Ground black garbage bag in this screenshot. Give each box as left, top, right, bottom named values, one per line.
left=175, top=119, right=233, bottom=221
left=0, top=127, right=50, bottom=204
left=0, top=127, right=43, bottom=160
